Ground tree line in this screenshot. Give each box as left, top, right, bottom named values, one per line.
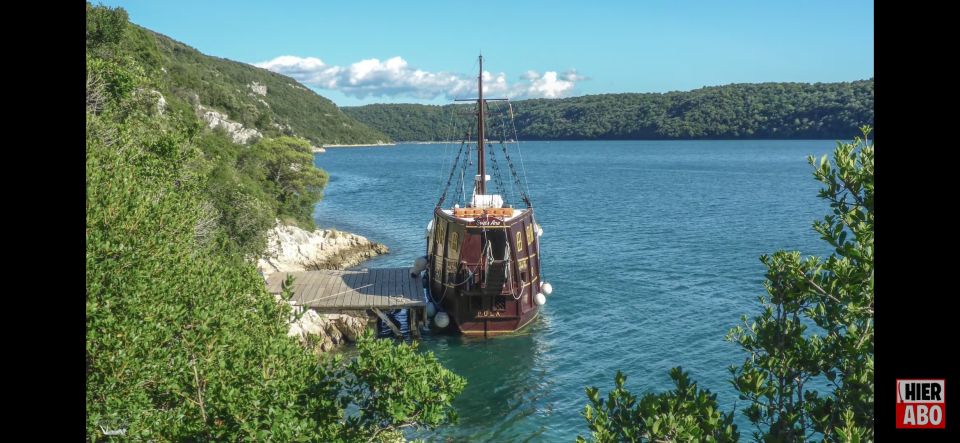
left=343, top=80, right=874, bottom=141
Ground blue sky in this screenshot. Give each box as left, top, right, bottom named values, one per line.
left=98, top=0, right=874, bottom=107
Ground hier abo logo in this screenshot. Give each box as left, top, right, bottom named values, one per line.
left=896, top=379, right=946, bottom=429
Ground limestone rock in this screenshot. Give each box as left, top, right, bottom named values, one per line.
left=321, top=336, right=334, bottom=352
left=332, top=314, right=367, bottom=343
left=256, top=221, right=389, bottom=274
left=325, top=322, right=343, bottom=345
left=197, top=105, right=262, bottom=144
left=155, top=92, right=166, bottom=114
left=286, top=308, right=370, bottom=353
left=300, top=311, right=327, bottom=336
left=249, top=81, right=267, bottom=96
left=287, top=323, right=304, bottom=340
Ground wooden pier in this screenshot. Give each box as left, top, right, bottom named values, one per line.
left=265, top=267, right=427, bottom=337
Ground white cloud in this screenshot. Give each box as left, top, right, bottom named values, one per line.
left=519, top=71, right=577, bottom=99
left=561, top=69, right=589, bottom=82
left=255, top=55, right=586, bottom=100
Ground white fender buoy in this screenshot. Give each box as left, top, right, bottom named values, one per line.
left=425, top=219, right=434, bottom=239
left=412, top=256, right=428, bottom=272
left=535, top=223, right=543, bottom=237
left=535, top=292, right=547, bottom=306
left=541, top=282, right=553, bottom=296
left=425, top=302, right=437, bottom=318
left=434, top=312, right=450, bottom=328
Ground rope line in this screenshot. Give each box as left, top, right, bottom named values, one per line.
left=437, top=139, right=467, bottom=207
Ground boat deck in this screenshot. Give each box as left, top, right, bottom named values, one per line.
left=264, top=268, right=425, bottom=311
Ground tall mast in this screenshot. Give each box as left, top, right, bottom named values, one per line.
left=476, top=54, right=486, bottom=195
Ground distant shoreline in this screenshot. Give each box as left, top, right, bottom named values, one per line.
left=318, top=139, right=850, bottom=150
left=402, top=141, right=468, bottom=144
left=322, top=143, right=396, bottom=148
left=388, top=138, right=851, bottom=143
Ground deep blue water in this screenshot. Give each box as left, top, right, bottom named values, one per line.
left=313, top=140, right=836, bottom=442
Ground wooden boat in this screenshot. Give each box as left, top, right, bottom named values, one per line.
left=417, top=55, right=552, bottom=336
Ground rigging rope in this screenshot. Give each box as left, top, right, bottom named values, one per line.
left=507, top=102, right=534, bottom=203
left=437, top=139, right=467, bottom=207
left=435, top=108, right=465, bottom=200
left=487, top=137, right=507, bottom=201
left=479, top=100, right=530, bottom=207
left=453, top=142, right=471, bottom=206
left=435, top=137, right=452, bottom=200
left=499, top=134, right=532, bottom=207
left=491, top=102, right=518, bottom=205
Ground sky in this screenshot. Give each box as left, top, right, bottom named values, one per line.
left=97, top=0, right=875, bottom=107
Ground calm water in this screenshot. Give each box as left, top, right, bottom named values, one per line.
left=313, top=140, right=836, bottom=442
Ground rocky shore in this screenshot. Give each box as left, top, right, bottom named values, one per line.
left=288, top=311, right=369, bottom=353
left=257, top=222, right=389, bottom=274
left=257, top=222, right=389, bottom=353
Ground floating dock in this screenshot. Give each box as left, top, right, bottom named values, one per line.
left=264, top=267, right=426, bottom=337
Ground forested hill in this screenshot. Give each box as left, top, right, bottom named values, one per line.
left=121, top=23, right=389, bottom=145
left=343, top=80, right=873, bottom=141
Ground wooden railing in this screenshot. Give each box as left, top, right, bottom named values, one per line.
left=453, top=207, right=514, bottom=218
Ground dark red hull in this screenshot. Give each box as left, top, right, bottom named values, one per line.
left=427, top=207, right=542, bottom=336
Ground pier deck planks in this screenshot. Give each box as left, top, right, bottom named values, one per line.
left=265, top=268, right=425, bottom=311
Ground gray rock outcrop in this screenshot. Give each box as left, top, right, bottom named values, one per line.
left=198, top=105, right=262, bottom=144
left=257, top=221, right=389, bottom=274
left=249, top=81, right=267, bottom=96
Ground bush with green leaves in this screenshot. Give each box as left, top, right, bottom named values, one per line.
left=577, top=368, right=738, bottom=443
left=191, top=129, right=277, bottom=255
left=578, top=129, right=873, bottom=442
left=244, top=136, right=329, bottom=231
left=87, top=100, right=342, bottom=440
left=727, top=127, right=873, bottom=441
left=335, top=332, right=467, bottom=442
left=86, top=2, right=128, bottom=53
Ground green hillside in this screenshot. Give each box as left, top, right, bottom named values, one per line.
left=121, top=23, right=389, bottom=145
left=87, top=5, right=463, bottom=440
left=343, top=80, right=874, bottom=141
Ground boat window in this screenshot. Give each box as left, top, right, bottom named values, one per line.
left=494, top=296, right=506, bottom=311
left=526, top=224, right=534, bottom=246
left=515, top=230, right=523, bottom=253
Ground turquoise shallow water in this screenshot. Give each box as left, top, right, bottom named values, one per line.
left=313, top=140, right=836, bottom=442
